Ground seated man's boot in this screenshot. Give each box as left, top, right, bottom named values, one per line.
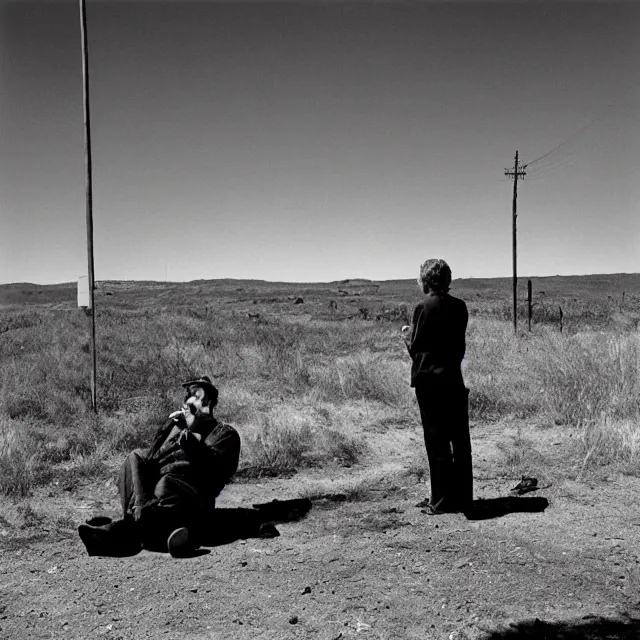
left=78, top=517, right=142, bottom=557
left=167, top=527, right=194, bottom=558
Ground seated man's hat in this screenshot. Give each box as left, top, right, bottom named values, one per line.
left=181, top=376, right=218, bottom=404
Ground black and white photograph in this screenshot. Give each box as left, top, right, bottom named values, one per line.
left=1, top=0, right=639, bottom=638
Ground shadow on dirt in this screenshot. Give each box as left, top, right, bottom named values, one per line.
left=78, top=498, right=312, bottom=557
left=464, top=496, right=549, bottom=521
left=200, top=498, right=312, bottom=547
left=484, top=615, right=640, bottom=639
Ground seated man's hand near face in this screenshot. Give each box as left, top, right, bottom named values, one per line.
left=178, top=429, right=201, bottom=449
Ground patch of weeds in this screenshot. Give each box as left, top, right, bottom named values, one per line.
left=103, top=402, right=173, bottom=454
left=5, top=395, right=49, bottom=421
left=468, top=385, right=504, bottom=422
left=364, top=410, right=418, bottom=433
left=499, top=442, right=527, bottom=472
left=533, top=332, right=640, bottom=428
left=0, top=421, right=39, bottom=497
left=238, top=418, right=314, bottom=478
left=0, top=310, right=43, bottom=334
left=576, top=417, right=640, bottom=478
left=53, top=515, right=76, bottom=530
left=0, top=447, right=34, bottom=497
left=315, top=354, right=412, bottom=408
left=496, top=426, right=544, bottom=477
left=55, top=449, right=110, bottom=487
left=17, top=503, right=46, bottom=529
left=321, top=429, right=368, bottom=467
left=403, top=456, right=428, bottom=484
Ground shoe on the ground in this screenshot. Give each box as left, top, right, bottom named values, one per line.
left=420, top=503, right=447, bottom=516
left=167, top=527, right=191, bottom=558
left=511, top=476, right=539, bottom=495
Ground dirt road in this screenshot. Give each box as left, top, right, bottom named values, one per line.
left=3, top=425, right=640, bottom=639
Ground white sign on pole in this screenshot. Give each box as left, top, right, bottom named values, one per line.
left=78, top=275, right=90, bottom=308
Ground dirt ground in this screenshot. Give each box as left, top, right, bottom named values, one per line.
left=3, top=422, right=640, bottom=640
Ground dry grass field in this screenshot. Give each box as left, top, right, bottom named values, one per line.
left=1, top=274, right=640, bottom=639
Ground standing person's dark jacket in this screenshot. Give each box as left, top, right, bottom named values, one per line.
left=408, top=292, right=468, bottom=388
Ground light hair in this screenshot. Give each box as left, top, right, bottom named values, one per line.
left=418, top=259, right=452, bottom=294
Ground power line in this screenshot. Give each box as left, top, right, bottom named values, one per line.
left=522, top=107, right=612, bottom=170
left=524, top=139, right=585, bottom=175
left=524, top=145, right=585, bottom=179
left=522, top=93, right=638, bottom=171
left=526, top=157, right=578, bottom=181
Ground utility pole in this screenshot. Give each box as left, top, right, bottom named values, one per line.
left=504, top=151, right=526, bottom=334
left=79, top=0, right=97, bottom=412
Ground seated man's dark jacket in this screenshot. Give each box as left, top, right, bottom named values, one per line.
left=408, top=292, right=468, bottom=388
left=145, top=415, right=241, bottom=505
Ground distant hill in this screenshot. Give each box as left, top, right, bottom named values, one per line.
left=1, top=274, right=638, bottom=308
left=0, top=282, right=76, bottom=307
left=454, top=274, right=640, bottom=299
left=332, top=278, right=374, bottom=286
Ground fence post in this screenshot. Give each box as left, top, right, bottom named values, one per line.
left=527, top=279, right=532, bottom=332
left=559, top=305, right=563, bottom=333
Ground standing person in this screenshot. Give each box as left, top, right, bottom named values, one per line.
left=78, top=376, right=241, bottom=557
left=404, top=259, right=473, bottom=515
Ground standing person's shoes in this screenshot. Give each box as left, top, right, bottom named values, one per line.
left=416, top=497, right=463, bottom=515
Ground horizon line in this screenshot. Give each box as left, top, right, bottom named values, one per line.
left=3, top=271, right=639, bottom=288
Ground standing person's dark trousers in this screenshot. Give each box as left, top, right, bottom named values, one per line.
left=414, top=377, right=473, bottom=512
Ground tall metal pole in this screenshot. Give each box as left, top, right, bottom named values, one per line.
left=79, top=0, right=97, bottom=412
left=505, top=151, right=526, bottom=334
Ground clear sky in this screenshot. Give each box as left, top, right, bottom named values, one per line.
left=1, top=0, right=638, bottom=285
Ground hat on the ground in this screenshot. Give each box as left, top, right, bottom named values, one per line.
left=181, top=376, right=218, bottom=405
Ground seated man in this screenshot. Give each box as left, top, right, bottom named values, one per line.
left=79, top=376, right=241, bottom=557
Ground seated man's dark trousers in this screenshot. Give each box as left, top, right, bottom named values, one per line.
left=118, top=451, right=205, bottom=551
left=415, top=378, right=472, bottom=512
